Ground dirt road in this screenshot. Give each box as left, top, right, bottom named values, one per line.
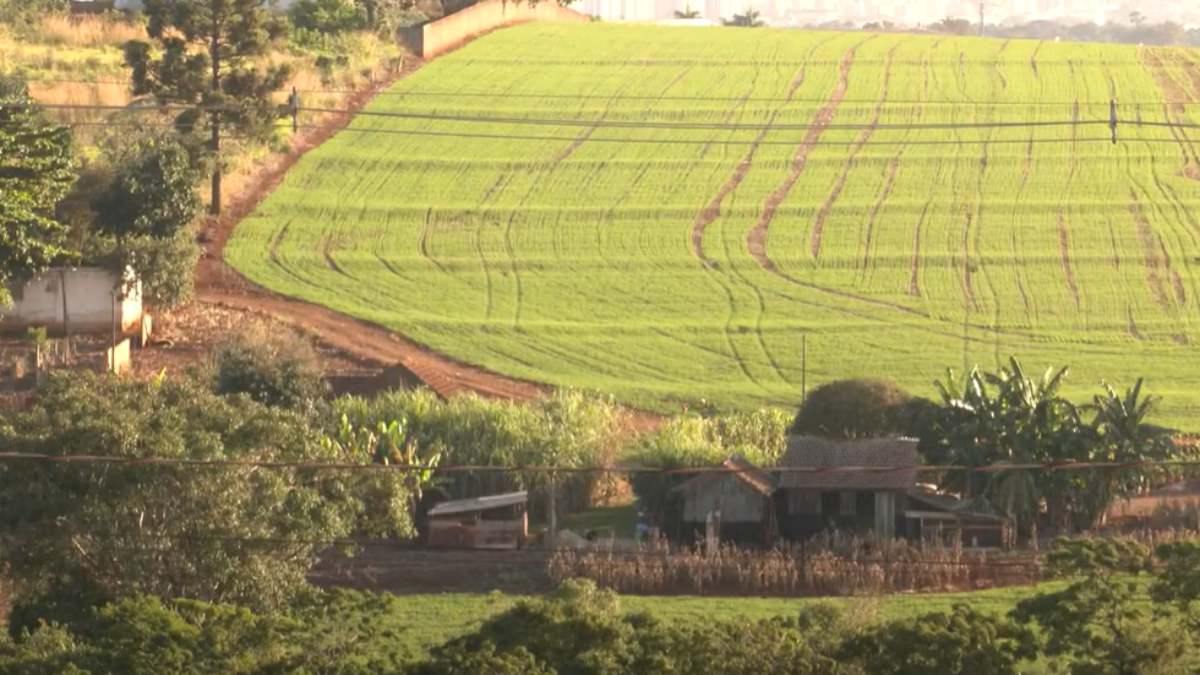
left=193, top=58, right=544, bottom=402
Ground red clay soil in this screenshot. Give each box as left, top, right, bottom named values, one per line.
left=194, top=57, right=545, bottom=402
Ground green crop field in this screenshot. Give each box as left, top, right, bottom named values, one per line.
left=227, top=24, right=1200, bottom=426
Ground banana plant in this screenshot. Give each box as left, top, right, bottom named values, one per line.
left=321, top=414, right=443, bottom=499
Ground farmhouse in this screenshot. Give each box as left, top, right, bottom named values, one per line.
left=671, top=455, right=778, bottom=546
left=775, top=436, right=918, bottom=541
left=666, top=437, right=1011, bottom=548
left=426, top=490, right=528, bottom=549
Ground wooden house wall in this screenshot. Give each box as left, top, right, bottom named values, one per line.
left=775, top=489, right=907, bottom=540
left=681, top=476, right=766, bottom=523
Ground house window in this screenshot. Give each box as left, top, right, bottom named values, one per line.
left=838, top=491, right=857, bottom=516
left=788, top=490, right=821, bottom=515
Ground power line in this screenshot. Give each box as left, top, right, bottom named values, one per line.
left=20, top=78, right=1193, bottom=107
left=300, top=106, right=1123, bottom=131
left=8, top=101, right=1200, bottom=134
left=0, top=451, right=1192, bottom=474
left=297, top=124, right=1196, bottom=147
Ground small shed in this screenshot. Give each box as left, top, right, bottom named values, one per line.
left=426, top=491, right=528, bottom=549
left=776, top=436, right=919, bottom=540
left=671, top=455, right=778, bottom=546
left=1, top=267, right=141, bottom=336
left=904, top=490, right=1008, bottom=548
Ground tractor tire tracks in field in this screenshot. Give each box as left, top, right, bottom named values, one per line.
left=1129, top=190, right=1182, bottom=310
left=749, top=45, right=860, bottom=267
left=906, top=43, right=942, bottom=296
left=686, top=36, right=839, bottom=388
left=690, top=59, right=818, bottom=266
left=195, top=55, right=553, bottom=405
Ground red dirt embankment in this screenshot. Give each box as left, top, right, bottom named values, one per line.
left=195, top=57, right=544, bottom=403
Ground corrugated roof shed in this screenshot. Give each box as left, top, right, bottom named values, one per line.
left=427, top=491, right=528, bottom=517
left=779, top=436, right=919, bottom=490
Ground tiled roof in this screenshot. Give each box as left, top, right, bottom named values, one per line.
left=778, top=436, right=919, bottom=490
left=673, top=455, right=779, bottom=497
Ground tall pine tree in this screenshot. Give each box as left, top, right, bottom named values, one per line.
left=124, top=0, right=290, bottom=216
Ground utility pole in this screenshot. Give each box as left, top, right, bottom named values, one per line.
left=978, top=0, right=985, bottom=37
left=547, top=472, right=558, bottom=549
left=801, top=333, right=808, bottom=404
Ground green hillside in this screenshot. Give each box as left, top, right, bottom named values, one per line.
left=227, top=23, right=1200, bottom=426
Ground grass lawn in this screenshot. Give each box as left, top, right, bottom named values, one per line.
left=560, top=504, right=639, bottom=539
left=382, top=582, right=1071, bottom=661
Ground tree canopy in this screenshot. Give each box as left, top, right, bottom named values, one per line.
left=124, top=0, right=291, bottom=214
left=0, top=72, right=75, bottom=304
left=922, top=358, right=1177, bottom=534
left=791, top=378, right=922, bottom=439
left=0, top=373, right=412, bottom=631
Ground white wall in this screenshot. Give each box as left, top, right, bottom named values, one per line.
left=1, top=267, right=142, bottom=335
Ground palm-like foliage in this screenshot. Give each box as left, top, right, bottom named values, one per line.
left=673, top=5, right=700, bottom=18
left=926, top=358, right=1175, bottom=536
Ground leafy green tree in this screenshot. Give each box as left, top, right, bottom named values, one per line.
left=1011, top=538, right=1191, bottom=675
left=290, top=0, right=364, bottom=33
left=0, top=621, right=85, bottom=675
left=124, top=0, right=291, bottom=215
left=839, top=604, right=1037, bottom=675
left=79, top=136, right=203, bottom=308
left=0, top=72, right=75, bottom=305
left=792, top=378, right=918, bottom=438
left=0, top=373, right=413, bottom=633
left=93, top=138, right=200, bottom=240
left=1086, top=379, right=1177, bottom=523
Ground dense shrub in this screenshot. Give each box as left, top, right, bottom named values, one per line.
left=211, top=323, right=327, bottom=410
left=839, top=604, right=1037, bottom=675
left=290, top=0, right=364, bottom=34
left=0, top=373, right=410, bottom=633
left=2, top=590, right=417, bottom=675
left=416, top=579, right=838, bottom=675
left=791, top=378, right=919, bottom=438
left=92, top=138, right=199, bottom=241
left=85, top=228, right=200, bottom=308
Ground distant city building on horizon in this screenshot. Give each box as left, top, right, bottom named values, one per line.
left=572, top=0, right=1198, bottom=28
